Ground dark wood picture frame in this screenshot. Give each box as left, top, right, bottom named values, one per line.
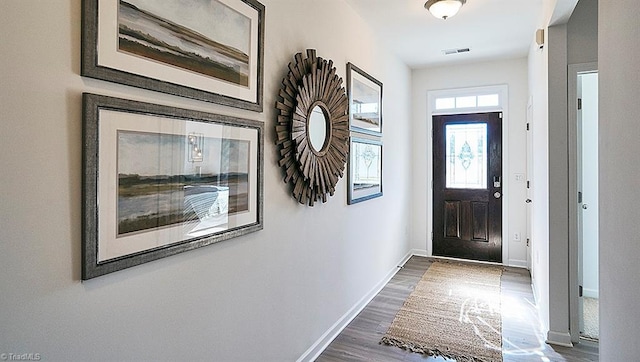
left=347, top=63, right=383, bottom=135
left=82, top=93, right=264, bottom=279
left=348, top=136, right=383, bottom=204
left=81, top=0, right=265, bottom=111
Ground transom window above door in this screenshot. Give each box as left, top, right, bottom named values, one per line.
left=429, top=85, right=506, bottom=115
left=435, top=93, right=500, bottom=111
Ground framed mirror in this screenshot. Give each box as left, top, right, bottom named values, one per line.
left=276, top=49, right=349, bottom=206
left=308, top=104, right=329, bottom=153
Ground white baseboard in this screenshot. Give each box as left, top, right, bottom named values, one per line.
left=531, top=280, right=539, bottom=306
left=508, top=259, right=528, bottom=268
left=583, top=288, right=598, bottom=299
left=546, top=330, right=573, bottom=347
left=296, top=250, right=415, bottom=362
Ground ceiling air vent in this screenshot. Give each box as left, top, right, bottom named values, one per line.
left=442, top=48, right=470, bottom=55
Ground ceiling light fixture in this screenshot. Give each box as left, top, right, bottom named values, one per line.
left=424, top=0, right=466, bottom=20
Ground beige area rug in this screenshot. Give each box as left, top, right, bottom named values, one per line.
left=381, top=261, right=504, bottom=362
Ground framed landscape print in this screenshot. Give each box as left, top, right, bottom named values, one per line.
left=82, top=93, right=263, bottom=279
left=347, top=63, right=383, bottom=135
left=81, top=0, right=265, bottom=111
left=348, top=137, right=383, bottom=204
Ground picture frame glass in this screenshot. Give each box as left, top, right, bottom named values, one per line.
left=348, top=65, right=382, bottom=134
left=86, top=0, right=264, bottom=110
left=97, top=108, right=259, bottom=263
left=349, top=138, right=382, bottom=203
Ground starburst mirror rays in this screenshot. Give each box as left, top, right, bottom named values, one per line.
left=276, top=49, right=349, bottom=206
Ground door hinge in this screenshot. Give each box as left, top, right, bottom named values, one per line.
left=526, top=180, right=530, bottom=189
left=431, top=231, right=433, bottom=240
left=526, top=122, right=530, bottom=131
left=499, top=112, right=503, bottom=119
left=526, top=238, right=530, bottom=247
left=579, top=285, right=583, bottom=297
left=578, top=98, right=582, bottom=110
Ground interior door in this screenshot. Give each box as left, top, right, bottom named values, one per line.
left=433, top=112, right=502, bottom=263
left=578, top=71, right=599, bottom=340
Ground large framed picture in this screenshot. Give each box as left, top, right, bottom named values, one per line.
left=82, top=93, right=263, bottom=279
left=348, top=137, right=383, bottom=204
left=81, top=0, right=265, bottom=111
left=347, top=63, right=383, bottom=135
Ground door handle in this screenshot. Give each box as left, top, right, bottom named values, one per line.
left=525, top=199, right=532, bottom=203
left=582, top=204, right=588, bottom=209
left=494, top=192, right=501, bottom=199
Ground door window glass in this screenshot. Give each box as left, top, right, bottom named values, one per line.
left=445, top=123, right=487, bottom=189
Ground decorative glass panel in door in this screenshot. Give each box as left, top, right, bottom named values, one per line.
left=445, top=123, right=487, bottom=189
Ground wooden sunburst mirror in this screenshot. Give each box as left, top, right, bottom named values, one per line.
left=276, top=49, right=349, bottom=206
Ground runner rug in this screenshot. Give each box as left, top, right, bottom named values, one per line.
left=381, top=261, right=504, bottom=362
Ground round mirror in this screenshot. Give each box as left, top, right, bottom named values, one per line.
left=275, top=49, right=349, bottom=206
left=308, top=105, right=327, bottom=152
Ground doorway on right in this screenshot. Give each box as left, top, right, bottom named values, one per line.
left=577, top=71, right=599, bottom=341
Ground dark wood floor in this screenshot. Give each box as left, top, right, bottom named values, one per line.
left=317, top=256, right=598, bottom=362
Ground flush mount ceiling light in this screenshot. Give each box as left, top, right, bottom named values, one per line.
left=424, top=0, right=466, bottom=20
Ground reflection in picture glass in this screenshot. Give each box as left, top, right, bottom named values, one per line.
left=351, top=76, right=380, bottom=128
left=352, top=142, right=381, bottom=191
left=116, top=130, right=250, bottom=236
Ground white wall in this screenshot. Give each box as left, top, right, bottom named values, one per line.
left=598, top=0, right=640, bottom=359
left=546, top=23, right=573, bottom=346
left=527, top=0, right=597, bottom=344
left=410, top=58, right=529, bottom=267
left=547, top=0, right=598, bottom=345
left=567, top=0, right=598, bottom=64
left=0, top=1, right=412, bottom=360
left=527, top=33, right=551, bottom=333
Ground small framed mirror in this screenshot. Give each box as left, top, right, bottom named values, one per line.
left=276, top=49, right=349, bottom=206
left=307, top=104, right=329, bottom=154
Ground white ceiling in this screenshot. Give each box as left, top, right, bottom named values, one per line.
left=344, top=0, right=544, bottom=69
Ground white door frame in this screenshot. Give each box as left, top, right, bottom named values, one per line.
left=426, top=85, right=509, bottom=265
left=568, top=62, right=598, bottom=343
left=526, top=97, right=533, bottom=271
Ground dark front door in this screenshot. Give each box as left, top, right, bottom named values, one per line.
left=433, top=112, right=502, bottom=263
